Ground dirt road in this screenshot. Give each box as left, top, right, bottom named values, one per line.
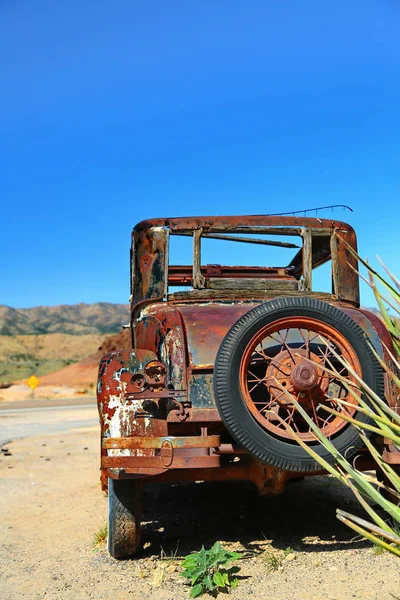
left=0, top=405, right=398, bottom=600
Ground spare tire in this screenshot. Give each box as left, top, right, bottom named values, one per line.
left=213, top=297, right=384, bottom=472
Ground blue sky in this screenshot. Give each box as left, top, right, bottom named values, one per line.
left=1, top=1, right=399, bottom=308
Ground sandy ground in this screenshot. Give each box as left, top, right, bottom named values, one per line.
left=0, top=422, right=399, bottom=600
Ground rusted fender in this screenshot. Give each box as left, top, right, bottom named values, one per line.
left=134, top=304, right=188, bottom=389
left=135, top=301, right=260, bottom=370
left=97, top=349, right=168, bottom=450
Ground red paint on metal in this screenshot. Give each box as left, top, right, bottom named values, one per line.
left=178, top=303, right=260, bottom=367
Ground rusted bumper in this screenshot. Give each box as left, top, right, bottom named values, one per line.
left=100, top=434, right=300, bottom=494
left=102, top=435, right=221, bottom=474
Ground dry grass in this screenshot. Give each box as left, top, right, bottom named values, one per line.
left=93, top=522, right=108, bottom=548
left=0, top=333, right=103, bottom=383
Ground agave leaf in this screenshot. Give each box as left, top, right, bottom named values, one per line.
left=337, top=373, right=399, bottom=428
left=380, top=339, right=400, bottom=371
left=273, top=381, right=343, bottom=456
left=275, top=413, right=349, bottom=483
left=336, top=376, right=392, bottom=428
left=294, top=350, right=391, bottom=422
left=341, top=461, right=400, bottom=523
left=350, top=266, right=400, bottom=316
left=318, top=343, right=400, bottom=425
left=336, top=513, right=400, bottom=558
left=356, top=431, right=400, bottom=499
left=364, top=347, right=400, bottom=392
left=354, top=470, right=398, bottom=494
left=275, top=385, right=371, bottom=485
left=318, top=405, right=400, bottom=446
left=343, top=473, right=396, bottom=532
left=368, top=270, right=400, bottom=348
left=337, top=509, right=400, bottom=545
left=330, top=399, right=400, bottom=435
left=377, top=256, right=400, bottom=291
left=343, top=474, right=390, bottom=531
left=274, top=381, right=400, bottom=523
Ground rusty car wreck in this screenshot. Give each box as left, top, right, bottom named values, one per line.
left=97, top=215, right=398, bottom=558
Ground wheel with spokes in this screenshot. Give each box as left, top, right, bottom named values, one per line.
left=214, top=297, right=384, bottom=472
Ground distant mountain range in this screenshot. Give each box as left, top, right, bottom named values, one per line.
left=0, top=303, right=130, bottom=336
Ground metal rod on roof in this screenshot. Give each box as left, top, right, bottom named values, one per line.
left=173, top=231, right=300, bottom=249
left=267, top=204, right=353, bottom=216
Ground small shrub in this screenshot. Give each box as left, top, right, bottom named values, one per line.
left=263, top=548, right=283, bottom=572
left=373, top=543, right=385, bottom=556
left=160, top=541, right=180, bottom=561
left=180, top=541, right=242, bottom=598
left=93, top=522, right=108, bottom=548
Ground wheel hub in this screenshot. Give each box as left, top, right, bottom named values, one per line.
left=291, top=361, right=319, bottom=391
left=266, top=348, right=328, bottom=406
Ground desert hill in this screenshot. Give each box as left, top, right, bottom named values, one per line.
left=37, top=329, right=131, bottom=388
left=0, top=333, right=105, bottom=384
left=0, top=302, right=130, bottom=384
left=0, top=302, right=130, bottom=335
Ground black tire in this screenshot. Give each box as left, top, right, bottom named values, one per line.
left=214, top=297, right=384, bottom=472
left=108, top=478, right=142, bottom=559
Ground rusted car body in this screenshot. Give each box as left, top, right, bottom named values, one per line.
left=97, top=215, right=398, bottom=557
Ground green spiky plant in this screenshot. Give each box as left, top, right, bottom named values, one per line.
left=278, top=237, right=400, bottom=556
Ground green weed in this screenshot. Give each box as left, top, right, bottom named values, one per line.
left=180, top=541, right=242, bottom=598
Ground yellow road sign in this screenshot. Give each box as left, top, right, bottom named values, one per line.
left=27, top=375, right=39, bottom=390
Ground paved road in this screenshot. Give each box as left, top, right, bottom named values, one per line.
left=0, top=396, right=99, bottom=445
left=0, top=395, right=96, bottom=411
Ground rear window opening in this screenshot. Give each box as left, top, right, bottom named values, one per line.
left=131, top=217, right=359, bottom=307
left=313, top=260, right=335, bottom=295
left=200, top=233, right=301, bottom=268
left=167, top=229, right=315, bottom=294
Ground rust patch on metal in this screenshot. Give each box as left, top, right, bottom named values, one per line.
left=382, top=449, right=400, bottom=464
left=179, top=303, right=259, bottom=368
left=102, top=435, right=220, bottom=450
left=102, top=455, right=220, bottom=469
left=160, top=439, right=174, bottom=467
left=166, top=408, right=221, bottom=422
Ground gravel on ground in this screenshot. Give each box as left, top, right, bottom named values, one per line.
left=0, top=427, right=398, bottom=600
